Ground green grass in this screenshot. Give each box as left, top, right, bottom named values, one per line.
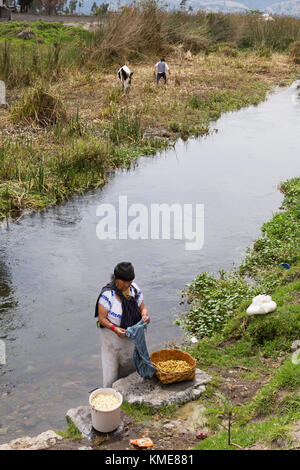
left=57, top=421, right=82, bottom=440
left=0, top=21, right=90, bottom=45
left=0, top=120, right=168, bottom=220
left=194, top=354, right=300, bottom=449
left=121, top=400, right=178, bottom=422
left=196, top=417, right=292, bottom=450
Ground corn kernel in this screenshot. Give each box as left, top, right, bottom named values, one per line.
left=91, top=393, right=120, bottom=411
left=156, top=359, right=190, bottom=373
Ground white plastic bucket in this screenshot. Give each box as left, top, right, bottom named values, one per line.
left=89, top=388, right=123, bottom=433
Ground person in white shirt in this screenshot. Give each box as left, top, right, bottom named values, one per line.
left=155, top=58, right=170, bottom=85
left=96, top=262, right=150, bottom=387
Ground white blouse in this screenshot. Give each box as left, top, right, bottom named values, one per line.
left=98, top=281, right=144, bottom=327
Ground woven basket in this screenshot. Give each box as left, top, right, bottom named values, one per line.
left=150, top=349, right=196, bottom=385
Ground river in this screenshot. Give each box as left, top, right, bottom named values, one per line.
left=0, top=83, right=299, bottom=442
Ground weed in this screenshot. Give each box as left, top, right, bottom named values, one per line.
left=11, top=85, right=67, bottom=127
left=169, top=121, right=180, bottom=132
left=57, top=421, right=82, bottom=440
left=108, top=108, right=143, bottom=144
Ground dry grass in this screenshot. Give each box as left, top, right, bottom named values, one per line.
left=290, top=40, right=300, bottom=64
left=52, top=51, right=298, bottom=134
left=0, top=49, right=297, bottom=219
left=10, top=85, right=67, bottom=126
left=0, top=50, right=297, bottom=139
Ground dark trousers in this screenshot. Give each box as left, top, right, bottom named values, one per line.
left=157, top=72, right=167, bottom=84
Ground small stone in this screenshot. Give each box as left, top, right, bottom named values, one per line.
left=291, top=340, right=300, bottom=352
left=16, top=29, right=36, bottom=40
left=163, top=423, right=175, bottom=429
left=0, top=430, right=62, bottom=450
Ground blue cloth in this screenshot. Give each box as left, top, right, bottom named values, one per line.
left=125, top=319, right=155, bottom=379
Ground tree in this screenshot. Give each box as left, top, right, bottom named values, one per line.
left=91, top=1, right=97, bottom=15
left=210, top=393, right=243, bottom=449
left=93, top=2, right=109, bottom=16
left=36, top=0, right=66, bottom=14
left=69, top=0, right=77, bottom=14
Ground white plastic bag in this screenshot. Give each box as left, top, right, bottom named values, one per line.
left=246, top=295, right=277, bottom=315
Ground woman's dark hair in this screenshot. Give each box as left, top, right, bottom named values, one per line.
left=161, top=57, right=165, bottom=62
left=114, top=262, right=135, bottom=281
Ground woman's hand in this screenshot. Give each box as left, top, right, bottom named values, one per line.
left=140, top=302, right=150, bottom=324
left=115, top=327, right=126, bottom=338
left=142, top=311, right=150, bottom=324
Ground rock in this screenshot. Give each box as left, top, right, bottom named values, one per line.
left=291, top=340, right=300, bottom=352
left=66, top=406, right=129, bottom=441
left=112, top=369, right=212, bottom=408
left=0, top=430, right=62, bottom=451
left=0, top=80, right=6, bottom=106
left=16, top=29, right=36, bottom=40
left=163, top=423, right=175, bottom=429
left=0, top=444, right=11, bottom=450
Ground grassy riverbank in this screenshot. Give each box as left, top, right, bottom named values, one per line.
left=177, top=176, right=300, bottom=450
left=1, top=6, right=300, bottom=219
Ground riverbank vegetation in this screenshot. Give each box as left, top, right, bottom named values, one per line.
left=177, top=177, right=300, bottom=450
left=0, top=2, right=299, bottom=219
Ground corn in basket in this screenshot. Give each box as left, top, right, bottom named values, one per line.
left=150, top=349, right=196, bottom=385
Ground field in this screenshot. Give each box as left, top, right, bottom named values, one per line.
left=1, top=6, right=299, bottom=220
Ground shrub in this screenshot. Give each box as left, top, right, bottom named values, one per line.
left=289, top=40, right=300, bottom=64
left=11, top=85, right=67, bottom=127
left=177, top=270, right=256, bottom=338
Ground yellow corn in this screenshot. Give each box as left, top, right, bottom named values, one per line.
left=156, top=359, right=190, bottom=373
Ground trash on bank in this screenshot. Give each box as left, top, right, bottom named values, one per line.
left=246, top=295, right=277, bottom=315
left=196, top=429, right=208, bottom=440
left=130, top=437, right=154, bottom=448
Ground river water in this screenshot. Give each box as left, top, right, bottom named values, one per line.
left=0, top=83, right=300, bottom=442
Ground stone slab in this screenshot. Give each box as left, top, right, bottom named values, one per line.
left=112, top=369, right=212, bottom=408
left=66, top=406, right=130, bottom=441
